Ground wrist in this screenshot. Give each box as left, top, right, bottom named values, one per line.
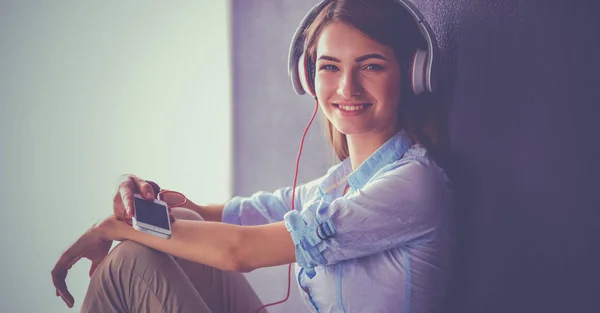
left=94, top=215, right=127, bottom=241
left=187, top=201, right=202, bottom=214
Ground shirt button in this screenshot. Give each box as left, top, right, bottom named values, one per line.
left=316, top=221, right=335, bottom=240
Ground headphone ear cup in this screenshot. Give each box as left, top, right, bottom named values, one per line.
left=297, top=52, right=316, bottom=97
left=308, top=58, right=316, bottom=96
left=410, top=49, right=428, bottom=95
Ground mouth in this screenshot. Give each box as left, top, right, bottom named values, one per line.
left=333, top=103, right=373, bottom=114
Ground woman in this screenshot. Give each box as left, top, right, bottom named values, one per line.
left=52, top=0, right=455, bottom=312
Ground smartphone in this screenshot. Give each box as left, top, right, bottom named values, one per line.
left=132, top=193, right=172, bottom=239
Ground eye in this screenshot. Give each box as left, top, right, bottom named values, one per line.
left=319, top=64, right=339, bottom=72
left=363, top=64, right=384, bottom=71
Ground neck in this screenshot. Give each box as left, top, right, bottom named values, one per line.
left=346, top=128, right=398, bottom=171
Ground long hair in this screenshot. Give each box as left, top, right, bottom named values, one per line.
left=303, top=0, right=446, bottom=163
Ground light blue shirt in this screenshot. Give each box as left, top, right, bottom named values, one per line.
left=223, top=130, right=455, bottom=313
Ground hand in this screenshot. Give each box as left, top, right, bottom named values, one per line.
left=159, top=190, right=189, bottom=208
left=113, top=174, right=156, bottom=219
left=51, top=217, right=117, bottom=308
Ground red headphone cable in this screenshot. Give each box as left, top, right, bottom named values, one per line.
left=254, top=99, right=320, bottom=313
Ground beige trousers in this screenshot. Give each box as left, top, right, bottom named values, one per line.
left=80, top=208, right=265, bottom=313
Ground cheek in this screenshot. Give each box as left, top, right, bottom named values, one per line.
left=314, top=74, right=336, bottom=101
left=380, top=75, right=401, bottom=107
left=386, top=85, right=401, bottom=106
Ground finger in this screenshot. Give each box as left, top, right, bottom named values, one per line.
left=51, top=268, right=74, bottom=307
left=130, top=176, right=155, bottom=200
left=52, top=228, right=97, bottom=307
left=89, top=259, right=101, bottom=277
left=118, top=178, right=136, bottom=217
left=113, top=175, right=135, bottom=217
left=62, top=292, right=74, bottom=308
left=112, top=190, right=126, bottom=218
left=89, top=266, right=96, bottom=277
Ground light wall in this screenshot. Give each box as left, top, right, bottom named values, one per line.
left=0, top=2, right=231, bottom=312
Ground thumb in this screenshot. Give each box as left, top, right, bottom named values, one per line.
left=89, top=260, right=100, bottom=278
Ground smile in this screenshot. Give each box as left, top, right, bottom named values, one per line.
left=333, top=103, right=373, bottom=115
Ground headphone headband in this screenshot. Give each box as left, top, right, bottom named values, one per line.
left=288, top=0, right=440, bottom=96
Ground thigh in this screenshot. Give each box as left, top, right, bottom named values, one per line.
left=174, top=256, right=264, bottom=313
left=81, top=240, right=212, bottom=313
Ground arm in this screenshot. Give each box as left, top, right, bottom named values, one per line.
left=182, top=198, right=225, bottom=222
left=160, top=187, right=304, bottom=224
left=284, top=159, right=452, bottom=271
left=98, top=216, right=295, bottom=273
left=108, top=175, right=294, bottom=271
left=170, top=195, right=289, bottom=224
left=154, top=188, right=224, bottom=222
left=158, top=171, right=324, bottom=226
left=220, top=188, right=299, bottom=226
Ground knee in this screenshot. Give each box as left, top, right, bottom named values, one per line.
left=170, top=207, right=204, bottom=221
left=83, top=241, right=181, bottom=311
left=110, top=240, right=163, bottom=262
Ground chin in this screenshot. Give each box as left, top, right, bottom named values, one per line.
left=332, top=124, right=370, bottom=136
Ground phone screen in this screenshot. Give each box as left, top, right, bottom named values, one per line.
left=134, top=197, right=170, bottom=229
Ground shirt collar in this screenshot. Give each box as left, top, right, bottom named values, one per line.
left=317, top=130, right=413, bottom=194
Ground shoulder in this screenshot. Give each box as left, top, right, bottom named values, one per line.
left=295, top=162, right=343, bottom=198
left=371, top=143, right=452, bottom=200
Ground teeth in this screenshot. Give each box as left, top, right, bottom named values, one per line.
left=339, top=104, right=365, bottom=111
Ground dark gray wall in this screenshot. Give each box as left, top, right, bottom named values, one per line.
left=433, top=1, right=600, bottom=312
left=232, top=0, right=333, bottom=198
left=233, top=0, right=600, bottom=312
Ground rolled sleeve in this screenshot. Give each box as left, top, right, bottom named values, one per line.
left=222, top=196, right=245, bottom=225
left=222, top=176, right=325, bottom=226
left=283, top=200, right=336, bottom=277
left=284, top=159, right=451, bottom=271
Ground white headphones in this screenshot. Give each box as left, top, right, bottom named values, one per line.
left=288, top=0, right=440, bottom=97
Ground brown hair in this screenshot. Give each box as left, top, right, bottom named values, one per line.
left=303, top=0, right=447, bottom=164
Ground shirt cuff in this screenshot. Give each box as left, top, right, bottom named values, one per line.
left=222, top=196, right=244, bottom=225
left=283, top=201, right=336, bottom=276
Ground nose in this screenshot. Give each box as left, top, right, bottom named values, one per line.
left=337, top=69, right=362, bottom=98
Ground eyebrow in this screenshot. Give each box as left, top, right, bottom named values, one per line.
left=317, top=53, right=388, bottom=63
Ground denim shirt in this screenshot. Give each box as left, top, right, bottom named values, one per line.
left=222, top=130, right=455, bottom=313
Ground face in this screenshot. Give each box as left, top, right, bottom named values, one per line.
left=314, top=22, right=402, bottom=137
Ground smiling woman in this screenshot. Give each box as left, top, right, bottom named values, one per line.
left=313, top=22, right=404, bottom=166
left=300, top=0, right=441, bottom=164
left=50, top=1, right=454, bottom=313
